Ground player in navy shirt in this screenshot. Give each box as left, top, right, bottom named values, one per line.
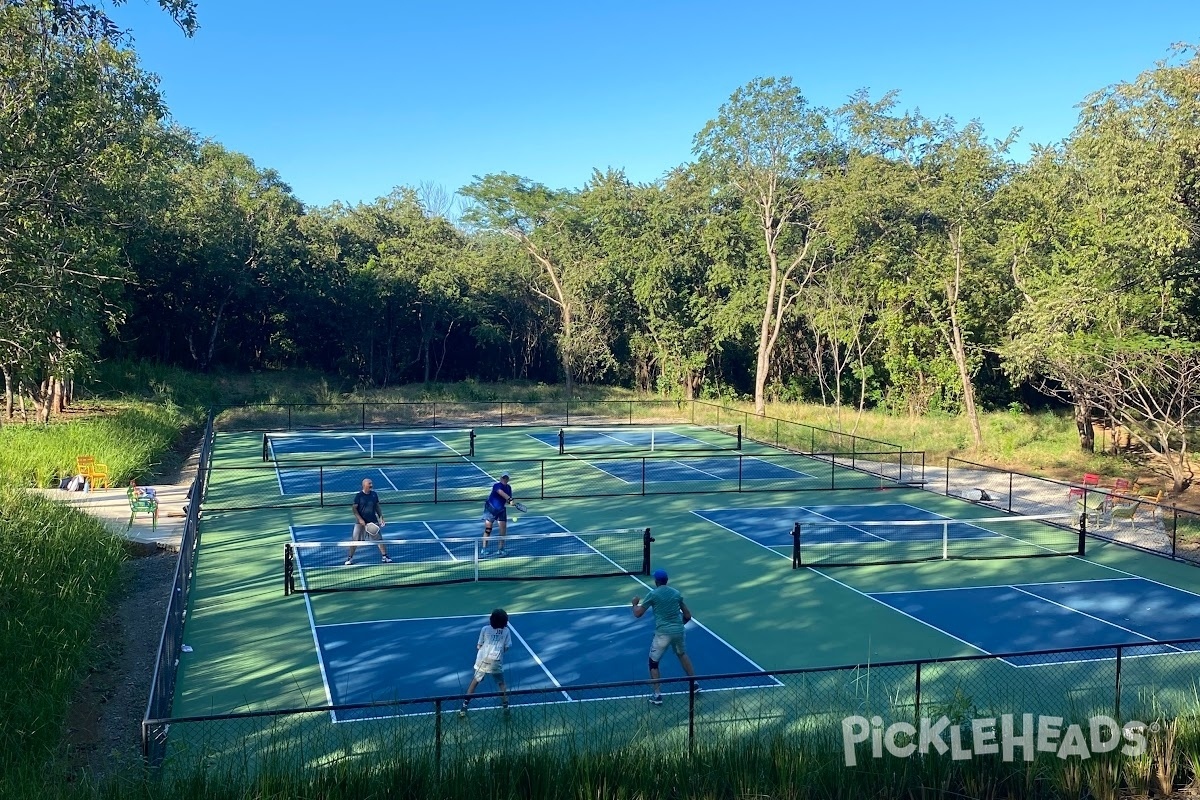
left=481, top=473, right=513, bottom=557
left=344, top=477, right=390, bottom=565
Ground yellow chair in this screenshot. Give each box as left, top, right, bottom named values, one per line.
left=76, top=456, right=95, bottom=480
left=89, top=463, right=109, bottom=491
left=127, top=487, right=158, bottom=531
left=1106, top=502, right=1139, bottom=531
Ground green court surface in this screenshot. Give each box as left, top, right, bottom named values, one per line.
left=153, top=423, right=1200, bottom=773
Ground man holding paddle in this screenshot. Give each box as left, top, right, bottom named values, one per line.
left=481, top=473, right=522, bottom=557
left=344, top=477, right=391, bottom=565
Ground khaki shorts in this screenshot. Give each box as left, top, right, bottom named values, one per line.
left=473, top=650, right=504, bottom=681
left=353, top=523, right=382, bottom=541
left=649, top=632, right=686, bottom=661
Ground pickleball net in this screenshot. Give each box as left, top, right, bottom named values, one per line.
left=790, top=514, right=1083, bottom=568
left=263, top=428, right=475, bottom=462
left=284, top=527, right=653, bottom=593
left=557, top=424, right=741, bottom=455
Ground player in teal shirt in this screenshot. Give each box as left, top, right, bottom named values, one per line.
left=632, top=568, right=700, bottom=705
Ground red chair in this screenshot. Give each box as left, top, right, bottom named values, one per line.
left=1068, top=473, right=1100, bottom=501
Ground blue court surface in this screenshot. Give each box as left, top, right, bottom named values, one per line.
left=693, top=503, right=972, bottom=549
left=580, top=456, right=813, bottom=485
left=869, top=577, right=1200, bottom=667
left=313, top=606, right=781, bottom=722
left=269, top=431, right=470, bottom=459
left=276, top=460, right=495, bottom=495
left=526, top=429, right=726, bottom=452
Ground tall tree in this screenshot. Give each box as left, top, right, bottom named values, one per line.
left=693, top=77, right=834, bottom=414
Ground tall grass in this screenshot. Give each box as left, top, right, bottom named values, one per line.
left=0, top=489, right=126, bottom=792
left=0, top=402, right=195, bottom=487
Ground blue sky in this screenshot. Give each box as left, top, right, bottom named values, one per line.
left=110, top=0, right=1200, bottom=209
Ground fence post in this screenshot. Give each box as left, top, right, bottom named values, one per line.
left=641, top=458, right=646, bottom=497
left=1172, top=508, right=1178, bottom=560
left=810, top=427, right=815, bottom=454
left=1008, top=472, right=1014, bottom=513
left=688, top=678, right=696, bottom=756
left=319, top=466, right=324, bottom=508
left=288, top=404, right=293, bottom=431
left=361, top=403, right=366, bottom=431
left=433, top=465, right=438, bottom=504
left=434, top=698, right=443, bottom=775
left=540, top=461, right=545, bottom=500
left=945, top=460, right=950, bottom=497
left=914, top=662, right=922, bottom=723
left=1114, top=646, right=1123, bottom=720
left=738, top=456, right=743, bottom=493
left=628, top=400, right=633, bottom=425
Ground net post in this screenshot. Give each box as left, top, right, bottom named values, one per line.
left=433, top=465, right=439, bottom=504
left=469, top=429, right=476, bottom=457
left=370, top=433, right=375, bottom=459
left=474, top=539, right=480, bottom=582
left=942, top=522, right=949, bottom=560
left=540, top=461, right=545, bottom=499
left=262, top=434, right=269, bottom=462
left=558, top=428, right=565, bottom=455
left=1078, top=502, right=1087, bottom=552
left=736, top=424, right=742, bottom=451
left=284, top=544, right=294, bottom=596
left=641, top=458, right=646, bottom=496
left=738, top=455, right=743, bottom=492
left=642, top=528, right=653, bottom=575
left=792, top=522, right=802, bottom=568
left=319, top=466, right=324, bottom=507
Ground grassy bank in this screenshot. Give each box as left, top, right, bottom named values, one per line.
left=0, top=490, right=127, bottom=794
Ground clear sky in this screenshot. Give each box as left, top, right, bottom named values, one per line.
left=109, top=0, right=1200, bottom=209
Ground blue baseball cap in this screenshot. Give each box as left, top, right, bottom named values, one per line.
left=652, top=569, right=668, bottom=584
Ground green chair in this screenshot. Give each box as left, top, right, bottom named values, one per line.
left=1106, top=502, right=1139, bottom=531
left=127, top=487, right=158, bottom=531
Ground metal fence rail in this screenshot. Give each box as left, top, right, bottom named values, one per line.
left=142, top=634, right=1200, bottom=772
left=203, top=450, right=926, bottom=512
left=141, top=410, right=215, bottom=766
left=940, top=457, right=1200, bottom=565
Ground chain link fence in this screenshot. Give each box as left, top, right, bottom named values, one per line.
left=143, top=638, right=1200, bottom=776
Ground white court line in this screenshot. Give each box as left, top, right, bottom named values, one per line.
left=869, top=577, right=1141, bottom=595
left=1009, top=584, right=1187, bottom=653
left=664, top=459, right=725, bottom=480
left=422, top=521, right=459, bottom=561
left=289, top=526, right=340, bottom=722
left=1012, top=646, right=1196, bottom=669
left=743, top=455, right=817, bottom=481
left=333, top=681, right=781, bottom=724
left=377, top=467, right=399, bottom=491
left=506, top=622, right=573, bottom=703
left=688, top=510, right=995, bottom=659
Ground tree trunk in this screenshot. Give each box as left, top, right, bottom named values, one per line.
left=1073, top=399, right=1095, bottom=453
left=2, top=366, right=12, bottom=421
left=945, top=229, right=983, bottom=449
left=561, top=304, right=574, bottom=399
left=202, top=289, right=234, bottom=372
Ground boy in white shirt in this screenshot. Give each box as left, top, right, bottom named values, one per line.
left=459, top=608, right=512, bottom=717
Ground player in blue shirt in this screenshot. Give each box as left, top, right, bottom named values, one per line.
left=481, top=473, right=513, bottom=557
left=344, top=477, right=390, bottom=565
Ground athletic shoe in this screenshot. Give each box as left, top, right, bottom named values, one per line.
left=457, top=707, right=467, bottom=718
left=343, top=558, right=353, bottom=566
left=381, top=555, right=392, bottom=563
left=649, top=694, right=663, bottom=706
left=480, top=548, right=490, bottom=557
left=497, top=549, right=507, bottom=557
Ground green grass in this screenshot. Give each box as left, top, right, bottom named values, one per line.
left=0, top=402, right=197, bottom=488
left=0, top=489, right=127, bottom=790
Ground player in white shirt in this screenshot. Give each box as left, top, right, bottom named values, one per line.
left=458, top=608, right=512, bottom=717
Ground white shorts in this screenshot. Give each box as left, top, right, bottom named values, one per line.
left=473, top=649, right=504, bottom=681
left=649, top=632, right=686, bottom=661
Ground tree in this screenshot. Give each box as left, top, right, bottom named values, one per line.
left=8, top=0, right=198, bottom=39
left=0, top=3, right=167, bottom=419
left=461, top=173, right=610, bottom=396
left=693, top=77, right=834, bottom=414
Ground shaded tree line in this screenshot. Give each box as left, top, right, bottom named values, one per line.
left=4, top=3, right=1200, bottom=488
